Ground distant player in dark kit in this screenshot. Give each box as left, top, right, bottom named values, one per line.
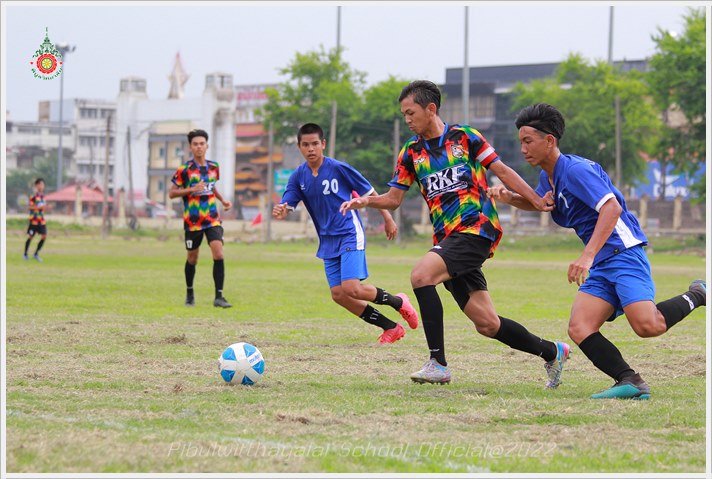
left=24, top=178, right=48, bottom=262
left=272, top=123, right=419, bottom=344
left=340, top=81, right=568, bottom=387
left=488, top=103, right=707, bottom=399
left=169, top=129, right=233, bottom=308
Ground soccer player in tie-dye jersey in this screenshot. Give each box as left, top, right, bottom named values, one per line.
left=170, top=129, right=233, bottom=308
left=24, top=178, right=47, bottom=262
left=341, top=80, right=569, bottom=387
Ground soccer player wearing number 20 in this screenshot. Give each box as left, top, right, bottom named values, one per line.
left=272, top=123, right=419, bottom=344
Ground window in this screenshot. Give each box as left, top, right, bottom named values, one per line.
left=159, top=147, right=165, bottom=158
left=158, top=180, right=164, bottom=192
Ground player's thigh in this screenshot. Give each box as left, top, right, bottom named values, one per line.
left=569, top=291, right=615, bottom=343
left=206, top=226, right=225, bottom=259
left=411, top=252, right=450, bottom=287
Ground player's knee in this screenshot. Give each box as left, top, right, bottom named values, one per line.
left=330, top=288, right=346, bottom=304
left=567, top=322, right=590, bottom=344
left=470, top=315, right=499, bottom=337
left=340, top=283, right=360, bottom=299
left=410, top=269, right=434, bottom=289
left=630, top=320, right=666, bottom=338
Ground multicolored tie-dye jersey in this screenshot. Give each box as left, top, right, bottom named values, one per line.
left=388, top=124, right=503, bottom=255
left=171, top=159, right=222, bottom=231
left=28, top=193, right=46, bottom=225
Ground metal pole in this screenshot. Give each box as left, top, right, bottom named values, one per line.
left=57, top=64, right=65, bottom=191
left=392, top=118, right=402, bottom=245
left=101, top=113, right=112, bottom=238
left=462, top=6, right=470, bottom=124
left=607, top=6, right=614, bottom=64
left=328, top=6, right=341, bottom=159
left=615, top=95, right=622, bottom=188
left=265, top=122, right=274, bottom=243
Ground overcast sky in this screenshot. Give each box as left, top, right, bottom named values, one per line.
left=1, top=2, right=704, bottom=122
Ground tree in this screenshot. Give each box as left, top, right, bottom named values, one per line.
left=261, top=46, right=365, bottom=146
left=647, top=8, right=706, bottom=202
left=511, top=54, right=662, bottom=189
left=261, top=47, right=413, bottom=190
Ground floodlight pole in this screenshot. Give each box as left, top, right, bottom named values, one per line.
left=55, top=43, right=76, bottom=191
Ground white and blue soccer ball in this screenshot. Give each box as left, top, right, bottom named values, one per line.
left=218, top=342, right=265, bottom=385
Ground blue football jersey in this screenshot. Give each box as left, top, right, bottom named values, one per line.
left=281, top=156, right=375, bottom=259
left=535, top=154, right=648, bottom=267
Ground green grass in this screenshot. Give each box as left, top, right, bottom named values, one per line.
left=4, top=231, right=708, bottom=473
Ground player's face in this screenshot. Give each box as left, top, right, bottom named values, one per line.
left=400, top=96, right=435, bottom=136
left=190, top=137, right=208, bottom=159
left=518, top=126, right=552, bottom=168
left=35, top=181, right=45, bottom=193
left=298, top=133, right=326, bottom=164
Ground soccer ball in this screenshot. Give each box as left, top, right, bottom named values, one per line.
left=218, top=342, right=265, bottom=385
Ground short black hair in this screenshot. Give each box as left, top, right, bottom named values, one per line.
left=297, top=123, right=325, bottom=143
left=187, top=129, right=208, bottom=143
left=34, top=178, right=45, bottom=185
left=515, top=103, right=565, bottom=142
left=398, top=80, right=441, bottom=113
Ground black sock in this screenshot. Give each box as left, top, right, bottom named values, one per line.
left=24, top=238, right=32, bottom=255
left=578, top=332, right=635, bottom=382
left=34, top=239, right=45, bottom=254
left=413, top=285, right=446, bottom=366
left=493, top=316, right=558, bottom=361
left=213, top=259, right=225, bottom=298
left=658, top=293, right=702, bottom=331
left=185, top=261, right=196, bottom=294
left=359, top=305, right=397, bottom=330
left=373, top=287, right=403, bottom=310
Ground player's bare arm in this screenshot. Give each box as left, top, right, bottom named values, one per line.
left=169, top=181, right=206, bottom=199
left=213, top=187, right=232, bottom=212
left=369, top=191, right=398, bottom=241
left=487, top=185, right=554, bottom=211
left=340, top=187, right=406, bottom=214
left=488, top=161, right=553, bottom=212
left=568, top=197, right=622, bottom=286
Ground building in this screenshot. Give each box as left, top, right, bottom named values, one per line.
left=114, top=71, right=237, bottom=214
left=40, top=98, right=117, bottom=187
left=4, top=119, right=74, bottom=171
left=439, top=60, right=649, bottom=178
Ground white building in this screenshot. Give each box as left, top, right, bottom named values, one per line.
left=113, top=72, right=236, bottom=209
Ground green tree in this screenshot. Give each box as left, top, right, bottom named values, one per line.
left=261, top=46, right=365, bottom=146
left=511, top=54, right=662, bottom=189
left=647, top=8, right=706, bottom=202
left=262, top=47, right=413, bottom=190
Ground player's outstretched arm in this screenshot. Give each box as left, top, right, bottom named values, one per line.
left=487, top=185, right=549, bottom=212
left=340, top=187, right=405, bottom=215
left=488, top=161, right=553, bottom=212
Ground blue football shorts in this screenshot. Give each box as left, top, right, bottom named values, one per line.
left=579, top=244, right=656, bottom=320
left=323, top=250, right=369, bottom=288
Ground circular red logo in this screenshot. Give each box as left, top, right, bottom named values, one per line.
left=36, top=54, right=58, bottom=74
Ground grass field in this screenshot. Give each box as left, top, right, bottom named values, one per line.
left=3, top=227, right=708, bottom=473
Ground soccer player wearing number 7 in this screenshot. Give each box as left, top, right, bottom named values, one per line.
left=169, top=129, right=233, bottom=308
left=272, top=123, right=419, bottom=344
left=488, top=103, right=706, bottom=399
left=340, top=81, right=569, bottom=387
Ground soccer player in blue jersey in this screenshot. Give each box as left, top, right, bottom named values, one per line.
left=340, top=81, right=569, bottom=388
left=488, top=103, right=707, bottom=400
left=272, top=123, right=419, bottom=344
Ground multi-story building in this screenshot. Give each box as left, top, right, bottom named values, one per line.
left=40, top=98, right=117, bottom=187
left=439, top=60, right=649, bottom=180
left=4, top=119, right=74, bottom=171
left=114, top=71, right=236, bottom=215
